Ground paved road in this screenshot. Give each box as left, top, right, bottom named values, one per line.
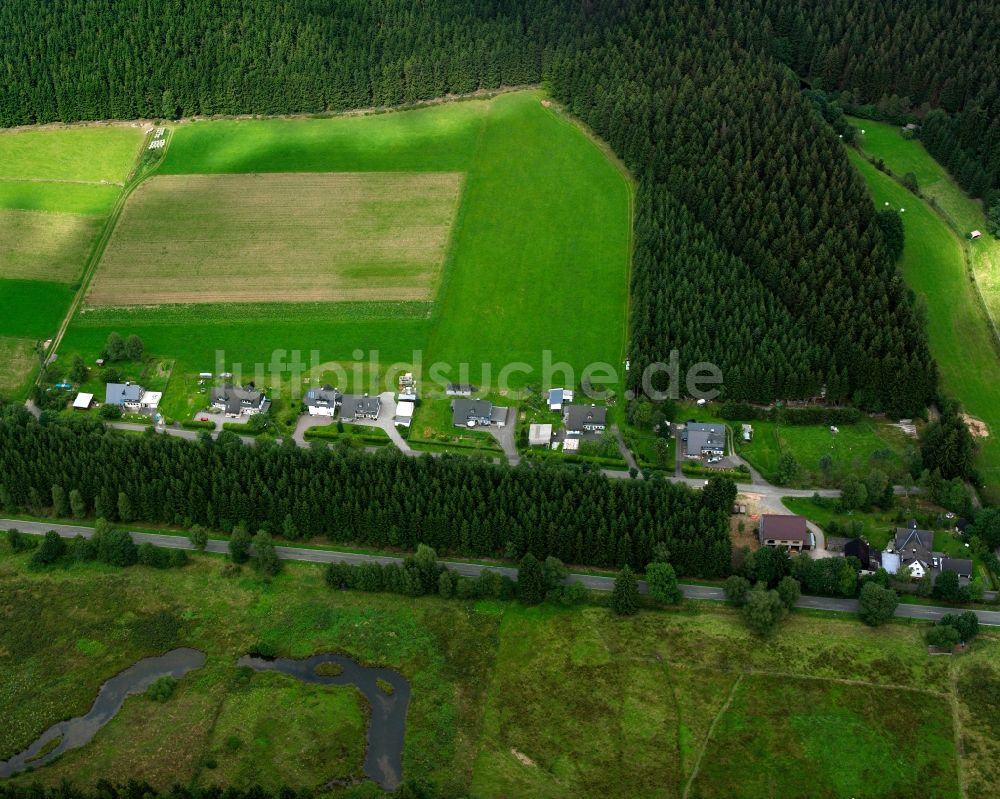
left=487, top=407, right=520, bottom=466
left=5, top=519, right=998, bottom=626
left=610, top=424, right=639, bottom=475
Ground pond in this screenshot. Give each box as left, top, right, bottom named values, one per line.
left=0, top=647, right=207, bottom=778
left=237, top=653, right=411, bottom=791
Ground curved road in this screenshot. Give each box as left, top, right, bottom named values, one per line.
left=4, top=519, right=998, bottom=626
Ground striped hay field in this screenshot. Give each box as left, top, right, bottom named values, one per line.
left=87, top=172, right=463, bottom=305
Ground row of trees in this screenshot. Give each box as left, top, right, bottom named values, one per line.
left=0, top=406, right=735, bottom=577
left=0, top=0, right=942, bottom=413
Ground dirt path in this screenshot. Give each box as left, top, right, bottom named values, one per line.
left=682, top=674, right=742, bottom=799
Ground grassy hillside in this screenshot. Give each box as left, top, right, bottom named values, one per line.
left=848, top=117, right=1000, bottom=338
left=847, top=150, right=1000, bottom=496
left=2, top=549, right=994, bottom=798
left=63, top=90, right=630, bottom=399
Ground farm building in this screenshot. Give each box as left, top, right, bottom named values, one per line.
left=211, top=384, right=270, bottom=417
left=72, top=392, right=94, bottom=410
left=140, top=391, right=162, bottom=410
left=105, top=382, right=145, bottom=409
left=563, top=404, right=606, bottom=435
left=683, top=422, right=726, bottom=459
left=446, top=384, right=475, bottom=397
left=548, top=387, right=574, bottom=411
left=529, top=423, right=553, bottom=446
left=305, top=386, right=340, bottom=417
left=340, top=394, right=382, bottom=422
left=758, top=515, right=813, bottom=552
left=452, top=399, right=493, bottom=428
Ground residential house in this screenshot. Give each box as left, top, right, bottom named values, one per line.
left=340, top=394, right=382, bottom=422
left=211, top=384, right=270, bottom=418
left=885, top=526, right=934, bottom=579
left=452, top=399, right=493, bottom=427
left=529, top=423, right=553, bottom=447
left=105, top=382, right=145, bottom=409
left=305, top=385, right=340, bottom=417
left=563, top=404, right=607, bottom=435
left=547, top=388, right=575, bottom=411
left=446, top=384, right=475, bottom=397
left=758, top=515, right=813, bottom=552
left=683, top=422, right=726, bottom=459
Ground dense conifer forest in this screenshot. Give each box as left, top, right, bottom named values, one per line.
left=0, top=408, right=735, bottom=576
left=5, top=0, right=993, bottom=412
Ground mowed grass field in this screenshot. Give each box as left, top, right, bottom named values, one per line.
left=87, top=172, right=463, bottom=305
left=0, top=125, right=143, bottom=397
left=848, top=150, right=1000, bottom=496
left=4, top=549, right=996, bottom=798
left=66, top=90, right=631, bottom=392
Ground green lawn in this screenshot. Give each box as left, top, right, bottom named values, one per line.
left=0, top=180, right=121, bottom=215
left=3, top=549, right=989, bottom=798
left=737, top=419, right=913, bottom=487
left=60, top=90, right=631, bottom=409
left=847, top=151, right=1000, bottom=497
left=0, top=126, right=143, bottom=183
left=0, top=280, right=77, bottom=338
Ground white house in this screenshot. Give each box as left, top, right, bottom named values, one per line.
left=305, top=386, right=340, bottom=417
left=139, top=391, right=162, bottom=410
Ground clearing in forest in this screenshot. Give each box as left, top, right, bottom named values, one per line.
left=86, top=172, right=464, bottom=305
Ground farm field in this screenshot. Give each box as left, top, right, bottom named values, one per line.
left=847, top=151, right=1000, bottom=498
left=0, top=125, right=144, bottom=398
left=2, top=548, right=996, bottom=798
left=737, top=419, right=913, bottom=487
left=87, top=172, right=463, bottom=305
left=63, top=90, right=631, bottom=406
left=848, top=117, right=1000, bottom=341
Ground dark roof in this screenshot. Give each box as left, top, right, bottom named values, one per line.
left=211, top=384, right=266, bottom=415
left=446, top=384, right=474, bottom=395
left=564, top=404, right=607, bottom=430
left=843, top=538, right=871, bottom=570
left=305, top=386, right=339, bottom=407
left=452, top=399, right=493, bottom=426
left=894, top=527, right=933, bottom=561
left=759, top=515, right=809, bottom=542
left=685, top=422, right=725, bottom=452
left=941, top=558, right=973, bottom=576
left=340, top=394, right=381, bottom=418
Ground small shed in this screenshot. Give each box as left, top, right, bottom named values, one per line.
left=73, top=392, right=94, bottom=410
left=970, top=230, right=982, bottom=240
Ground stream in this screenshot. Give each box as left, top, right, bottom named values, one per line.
left=0, top=647, right=207, bottom=778
left=237, top=653, right=411, bottom=791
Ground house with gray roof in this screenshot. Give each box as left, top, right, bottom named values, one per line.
left=940, top=558, right=973, bottom=581
left=105, top=382, right=145, bottom=408
left=885, top=527, right=934, bottom=579
left=563, top=404, right=607, bottom=435
left=305, top=385, right=340, bottom=417
left=452, top=399, right=493, bottom=427
left=683, top=422, right=726, bottom=459
left=446, top=384, right=475, bottom=397
left=211, top=384, right=270, bottom=418
left=340, top=394, right=382, bottom=422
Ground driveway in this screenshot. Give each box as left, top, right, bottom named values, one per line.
left=486, top=407, right=520, bottom=466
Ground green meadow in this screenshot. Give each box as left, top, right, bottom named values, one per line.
left=3, top=547, right=993, bottom=798
left=847, top=150, right=1000, bottom=496
left=0, top=126, right=142, bottom=182
left=64, top=90, right=631, bottom=403
left=848, top=117, right=1000, bottom=335
left=0, top=124, right=143, bottom=397
left=737, top=419, right=913, bottom=487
